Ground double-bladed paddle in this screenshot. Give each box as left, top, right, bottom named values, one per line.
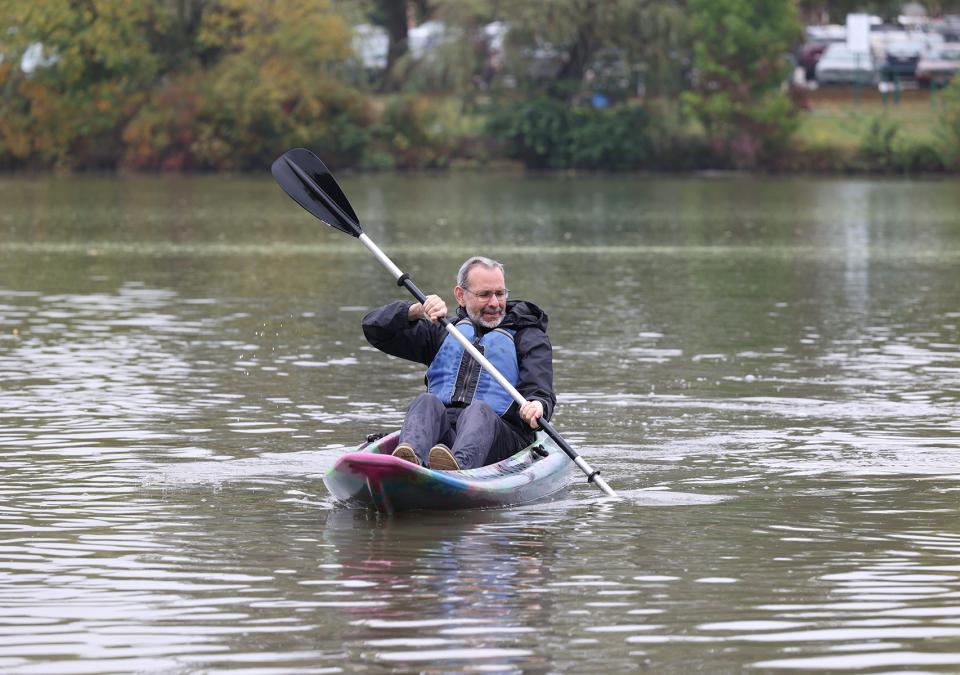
left=271, top=148, right=618, bottom=499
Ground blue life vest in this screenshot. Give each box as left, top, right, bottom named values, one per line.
left=426, top=320, right=519, bottom=416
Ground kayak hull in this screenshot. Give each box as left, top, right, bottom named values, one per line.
left=323, top=431, right=572, bottom=513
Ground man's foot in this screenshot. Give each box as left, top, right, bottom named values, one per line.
left=428, top=444, right=461, bottom=471
left=391, top=444, right=420, bottom=465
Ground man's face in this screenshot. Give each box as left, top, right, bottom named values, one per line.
left=454, top=266, right=508, bottom=329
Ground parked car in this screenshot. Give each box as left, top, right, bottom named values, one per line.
left=814, top=43, right=877, bottom=84
left=879, top=39, right=927, bottom=80
left=916, top=44, right=960, bottom=87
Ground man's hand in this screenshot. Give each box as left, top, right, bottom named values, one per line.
left=519, top=400, right=544, bottom=429
left=409, top=295, right=447, bottom=323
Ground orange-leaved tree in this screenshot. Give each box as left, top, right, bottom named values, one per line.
left=124, top=0, right=370, bottom=171
left=0, top=0, right=175, bottom=169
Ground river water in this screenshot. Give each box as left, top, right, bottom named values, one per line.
left=1, top=173, right=959, bottom=673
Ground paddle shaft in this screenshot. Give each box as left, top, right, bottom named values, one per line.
left=357, top=233, right=618, bottom=498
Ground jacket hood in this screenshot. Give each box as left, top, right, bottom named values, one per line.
left=455, top=300, right=548, bottom=332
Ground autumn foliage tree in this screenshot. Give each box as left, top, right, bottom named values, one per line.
left=1, top=0, right=368, bottom=171
left=0, top=1, right=170, bottom=169
left=124, top=0, right=368, bottom=170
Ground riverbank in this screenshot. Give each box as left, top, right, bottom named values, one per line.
left=2, top=86, right=958, bottom=176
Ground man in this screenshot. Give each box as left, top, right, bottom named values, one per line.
left=362, top=256, right=555, bottom=471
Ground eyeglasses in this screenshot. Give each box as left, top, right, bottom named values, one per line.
left=462, top=287, right=509, bottom=301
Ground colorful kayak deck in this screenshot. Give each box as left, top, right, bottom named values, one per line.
left=323, top=431, right=572, bottom=513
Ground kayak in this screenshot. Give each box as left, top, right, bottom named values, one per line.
left=323, top=431, right=572, bottom=513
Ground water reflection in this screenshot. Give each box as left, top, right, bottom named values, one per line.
left=322, top=510, right=558, bottom=669
left=1, top=174, right=959, bottom=672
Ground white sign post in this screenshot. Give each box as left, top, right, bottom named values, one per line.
left=846, top=13, right=871, bottom=54
left=846, top=13, right=872, bottom=101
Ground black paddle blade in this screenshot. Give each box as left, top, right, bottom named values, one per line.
left=271, top=148, right=362, bottom=237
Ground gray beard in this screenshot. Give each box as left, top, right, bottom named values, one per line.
left=468, top=308, right=504, bottom=329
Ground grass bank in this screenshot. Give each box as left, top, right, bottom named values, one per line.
left=791, top=86, right=952, bottom=173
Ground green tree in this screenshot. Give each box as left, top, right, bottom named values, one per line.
left=397, top=0, right=499, bottom=95
left=682, top=0, right=801, bottom=169
left=496, top=0, right=688, bottom=100
left=339, top=0, right=436, bottom=91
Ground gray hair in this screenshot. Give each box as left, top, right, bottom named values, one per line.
left=457, top=256, right=504, bottom=289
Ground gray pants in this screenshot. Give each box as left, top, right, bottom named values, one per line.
left=399, top=393, right=529, bottom=469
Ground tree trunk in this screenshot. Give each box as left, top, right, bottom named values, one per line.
left=381, top=0, right=409, bottom=91
left=555, top=0, right=597, bottom=91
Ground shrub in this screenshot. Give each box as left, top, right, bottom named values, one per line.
left=366, top=95, right=458, bottom=169
left=487, top=97, right=691, bottom=170
left=936, top=78, right=960, bottom=170
left=565, top=106, right=654, bottom=170
left=642, top=100, right=712, bottom=171
left=121, top=76, right=205, bottom=170
left=486, top=97, right=571, bottom=169
left=859, top=115, right=900, bottom=172
left=893, top=139, right=945, bottom=174
left=785, top=140, right=857, bottom=173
